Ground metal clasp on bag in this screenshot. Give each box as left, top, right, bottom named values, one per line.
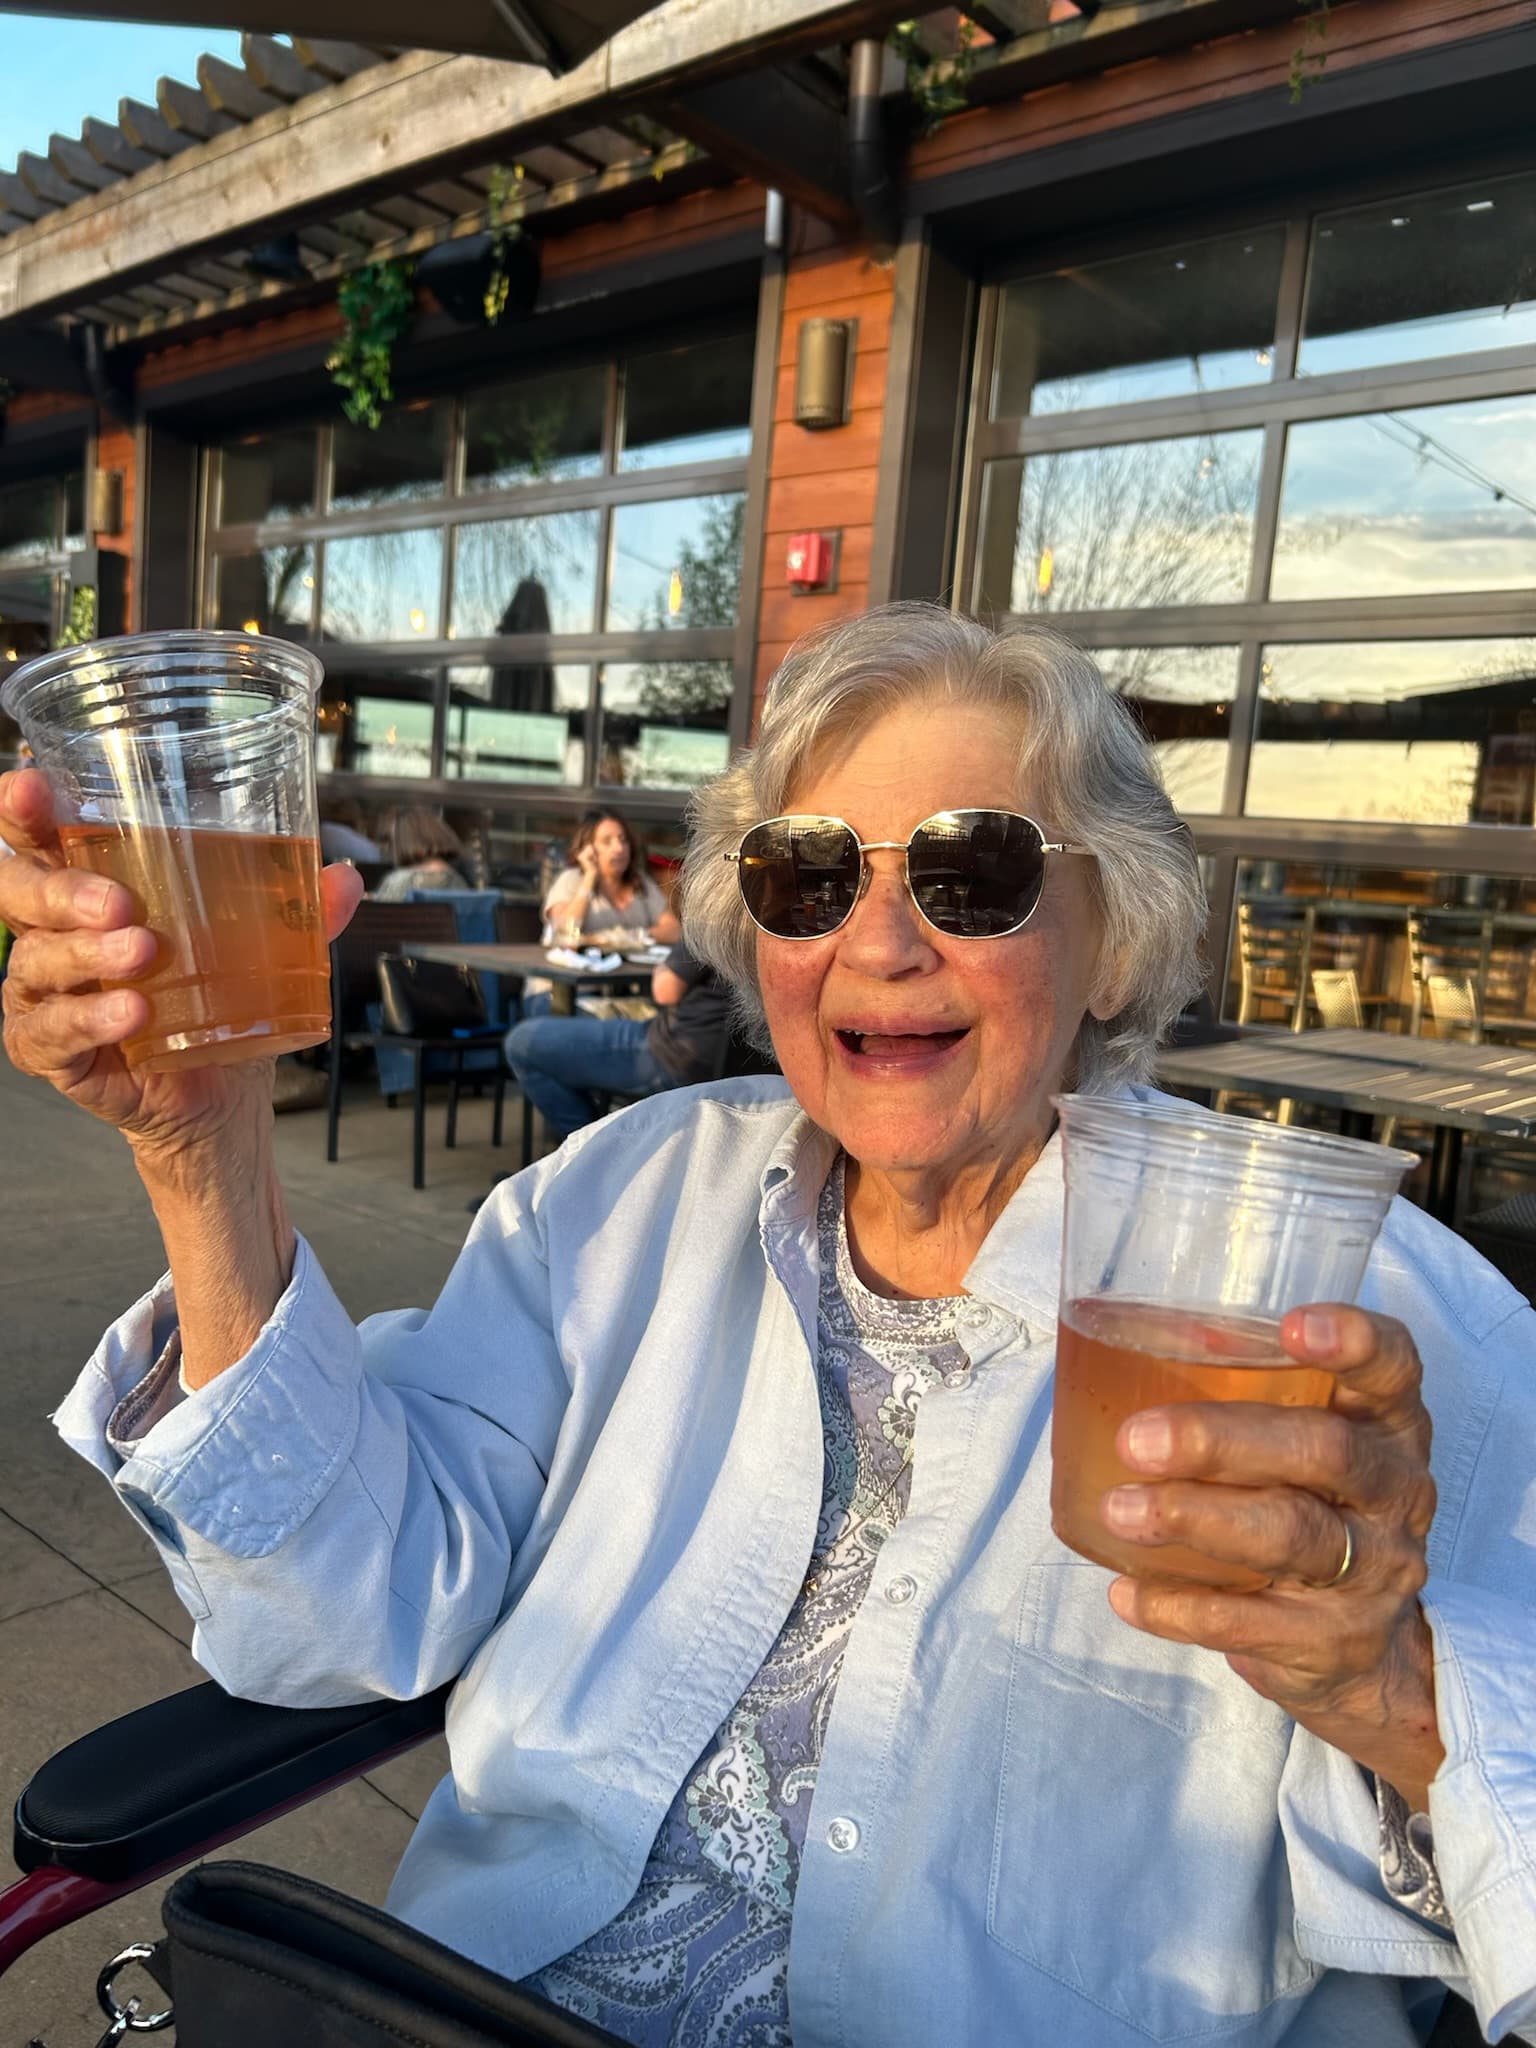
left=91, top=1942, right=174, bottom=2043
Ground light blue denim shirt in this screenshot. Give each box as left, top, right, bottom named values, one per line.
left=55, top=1079, right=1536, bottom=2046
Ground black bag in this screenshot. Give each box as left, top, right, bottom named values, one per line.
left=377, top=953, right=490, bottom=1038
left=158, top=1860, right=627, bottom=2047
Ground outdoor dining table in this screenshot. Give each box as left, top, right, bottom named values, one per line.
left=1156, top=1028, right=1536, bottom=1225
left=399, top=940, right=657, bottom=1016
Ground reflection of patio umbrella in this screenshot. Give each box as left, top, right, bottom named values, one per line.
left=0, top=0, right=663, bottom=68
left=491, top=577, right=554, bottom=713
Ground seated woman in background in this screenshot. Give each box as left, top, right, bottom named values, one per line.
left=372, top=806, right=471, bottom=901
left=543, top=809, right=679, bottom=950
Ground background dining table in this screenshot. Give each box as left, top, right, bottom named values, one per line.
left=1156, top=1028, right=1536, bottom=1224
left=399, top=941, right=658, bottom=1016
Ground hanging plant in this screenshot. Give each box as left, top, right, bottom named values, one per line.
left=483, top=164, right=528, bottom=326
left=327, top=259, right=417, bottom=429
left=1288, top=0, right=1330, bottom=102
left=57, top=584, right=98, bottom=648
left=887, top=17, right=977, bottom=137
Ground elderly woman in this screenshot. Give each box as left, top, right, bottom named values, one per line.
left=1, top=606, right=1533, bottom=2047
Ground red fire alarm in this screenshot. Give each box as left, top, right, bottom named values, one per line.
left=786, top=530, right=838, bottom=593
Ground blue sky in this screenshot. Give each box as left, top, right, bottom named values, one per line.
left=0, top=14, right=246, bottom=170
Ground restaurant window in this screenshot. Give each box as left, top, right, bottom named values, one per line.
left=219, top=429, right=316, bottom=525
left=618, top=336, right=755, bottom=470
left=444, top=663, right=589, bottom=784
left=1271, top=395, right=1536, bottom=602
left=597, top=659, right=734, bottom=789
left=1097, top=646, right=1239, bottom=815
left=1299, top=168, right=1536, bottom=377
left=960, top=152, right=1536, bottom=989
left=1247, top=640, right=1536, bottom=826
left=463, top=367, right=605, bottom=492
left=975, top=435, right=1262, bottom=616
left=0, top=468, right=89, bottom=759
left=203, top=333, right=751, bottom=802
left=331, top=401, right=450, bottom=512
left=991, top=228, right=1287, bottom=417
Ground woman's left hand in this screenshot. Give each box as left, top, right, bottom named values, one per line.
left=1101, top=1304, right=1444, bottom=1809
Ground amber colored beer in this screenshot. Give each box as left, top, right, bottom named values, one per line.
left=1051, top=1296, right=1334, bottom=1588
left=58, top=823, right=329, bottom=1072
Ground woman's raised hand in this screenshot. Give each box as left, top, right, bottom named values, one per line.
left=574, top=842, right=602, bottom=888
left=0, top=768, right=364, bottom=1161
left=1099, top=1304, right=1443, bottom=1809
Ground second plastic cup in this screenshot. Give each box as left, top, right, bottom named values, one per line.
left=1050, top=1094, right=1416, bottom=1587
left=1, top=631, right=329, bottom=1073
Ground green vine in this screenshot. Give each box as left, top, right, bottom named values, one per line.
left=1288, top=0, right=1330, bottom=102
left=483, top=164, right=527, bottom=326
left=326, top=259, right=417, bottom=428
left=57, top=584, right=97, bottom=647
left=888, top=16, right=978, bottom=136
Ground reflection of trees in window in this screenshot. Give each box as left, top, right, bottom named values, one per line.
left=465, top=372, right=604, bottom=490
left=1011, top=434, right=1261, bottom=612
left=627, top=497, right=745, bottom=722
left=452, top=511, right=600, bottom=649
left=266, top=546, right=312, bottom=630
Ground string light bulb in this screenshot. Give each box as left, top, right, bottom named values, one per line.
left=1036, top=546, right=1055, bottom=597
left=667, top=569, right=684, bottom=617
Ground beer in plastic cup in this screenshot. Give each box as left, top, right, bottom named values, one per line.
left=2, top=631, right=329, bottom=1073
left=1049, top=1094, right=1415, bottom=1587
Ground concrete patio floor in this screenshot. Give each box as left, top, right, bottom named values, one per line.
left=0, top=1051, right=520, bottom=2044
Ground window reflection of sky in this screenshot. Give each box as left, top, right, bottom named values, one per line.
left=1272, top=396, right=1536, bottom=599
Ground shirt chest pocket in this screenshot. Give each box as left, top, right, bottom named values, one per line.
left=988, top=1561, right=1317, bottom=2043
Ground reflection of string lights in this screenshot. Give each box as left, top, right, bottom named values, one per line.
left=667, top=569, right=684, bottom=616
left=409, top=608, right=427, bottom=634
left=242, top=618, right=261, bottom=634
left=1036, top=546, right=1055, bottom=596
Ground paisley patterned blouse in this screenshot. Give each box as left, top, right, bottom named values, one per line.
left=521, top=1154, right=968, bottom=2044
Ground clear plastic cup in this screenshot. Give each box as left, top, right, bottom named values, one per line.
left=1050, top=1093, right=1416, bottom=1586
left=1, top=631, right=329, bottom=1073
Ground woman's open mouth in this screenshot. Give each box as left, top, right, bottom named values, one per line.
left=834, top=1026, right=970, bottom=1067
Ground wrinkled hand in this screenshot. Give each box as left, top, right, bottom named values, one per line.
left=0, top=768, right=364, bottom=1158
left=1101, top=1305, right=1444, bottom=1806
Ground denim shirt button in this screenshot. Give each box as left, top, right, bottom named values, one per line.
left=885, top=1574, right=917, bottom=1606
left=957, top=1302, right=990, bottom=1331
left=944, top=1368, right=970, bottom=1389
left=826, top=1817, right=860, bottom=1853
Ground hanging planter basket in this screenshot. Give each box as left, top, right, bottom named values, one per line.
left=418, top=233, right=541, bottom=328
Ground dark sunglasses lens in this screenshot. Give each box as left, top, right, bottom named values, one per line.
left=909, top=811, right=1045, bottom=936
left=738, top=818, right=861, bottom=937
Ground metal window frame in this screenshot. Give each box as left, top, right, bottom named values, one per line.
left=954, top=155, right=1536, bottom=884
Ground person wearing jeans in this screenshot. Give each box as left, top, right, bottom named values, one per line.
left=505, top=941, right=735, bottom=1138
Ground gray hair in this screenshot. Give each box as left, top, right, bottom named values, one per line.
left=681, top=603, right=1206, bottom=1090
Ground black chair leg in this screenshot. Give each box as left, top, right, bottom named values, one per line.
left=521, top=1094, right=535, bottom=1170
left=326, top=1031, right=343, bottom=1163
left=412, top=1051, right=427, bottom=1191
left=446, top=1048, right=464, bottom=1151
left=492, top=1071, right=506, bottom=1149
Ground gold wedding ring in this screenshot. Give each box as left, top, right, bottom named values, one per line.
left=1312, top=1517, right=1355, bottom=1590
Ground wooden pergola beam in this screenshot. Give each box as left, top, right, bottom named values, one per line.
left=0, top=0, right=912, bottom=329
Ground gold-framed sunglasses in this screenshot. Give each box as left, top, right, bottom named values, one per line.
left=726, top=809, right=1089, bottom=941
